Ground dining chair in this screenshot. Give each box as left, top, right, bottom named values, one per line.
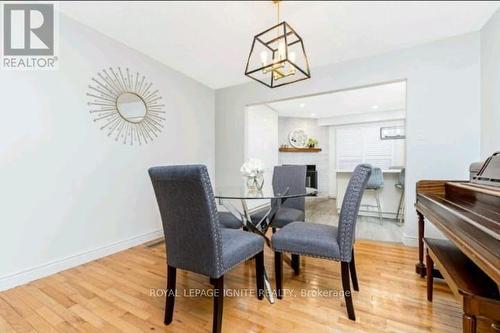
left=253, top=165, right=306, bottom=274
left=271, top=164, right=372, bottom=321
left=395, top=168, right=405, bottom=225
left=149, top=165, right=265, bottom=333
left=218, top=211, right=242, bottom=229
left=361, top=167, right=384, bottom=224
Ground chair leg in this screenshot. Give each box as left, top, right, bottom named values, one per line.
left=275, top=251, right=283, bottom=299
left=164, top=265, right=176, bottom=325
left=426, top=251, right=434, bottom=302
left=399, top=189, right=405, bottom=225
left=272, top=227, right=276, bottom=234
left=255, top=251, right=264, bottom=300
left=341, top=261, right=356, bottom=321
left=349, top=250, right=359, bottom=292
left=291, top=254, right=300, bottom=275
left=396, top=188, right=404, bottom=221
left=212, top=276, right=224, bottom=333
left=375, top=190, right=383, bottom=224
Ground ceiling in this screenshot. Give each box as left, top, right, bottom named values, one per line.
left=60, top=1, right=499, bottom=89
left=267, top=81, right=406, bottom=118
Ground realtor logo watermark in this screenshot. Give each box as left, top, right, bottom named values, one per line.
left=1, top=2, right=58, bottom=70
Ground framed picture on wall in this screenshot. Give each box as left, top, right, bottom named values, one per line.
left=380, top=126, right=405, bottom=140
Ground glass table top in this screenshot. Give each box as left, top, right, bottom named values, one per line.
left=214, top=185, right=317, bottom=200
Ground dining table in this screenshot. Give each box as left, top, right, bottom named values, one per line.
left=214, top=184, right=318, bottom=303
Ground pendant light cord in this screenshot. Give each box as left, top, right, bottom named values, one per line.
left=276, top=1, right=280, bottom=24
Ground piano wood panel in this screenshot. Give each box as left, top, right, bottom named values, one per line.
left=416, top=180, right=460, bottom=196
left=416, top=179, right=500, bottom=333
left=416, top=194, right=500, bottom=284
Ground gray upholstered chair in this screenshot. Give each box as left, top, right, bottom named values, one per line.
left=252, top=165, right=306, bottom=274
left=218, top=211, right=242, bottom=229
left=271, top=164, right=372, bottom=321
left=270, top=165, right=307, bottom=228
left=149, top=165, right=265, bottom=333
left=362, top=167, right=384, bottom=224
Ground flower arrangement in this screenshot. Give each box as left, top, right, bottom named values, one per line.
left=306, top=137, right=318, bottom=148
left=240, top=159, right=265, bottom=190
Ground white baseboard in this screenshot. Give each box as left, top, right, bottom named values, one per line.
left=402, top=232, right=418, bottom=247
left=0, top=229, right=164, bottom=292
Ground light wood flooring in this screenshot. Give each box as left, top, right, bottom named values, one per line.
left=307, top=197, right=404, bottom=243
left=0, top=239, right=462, bottom=332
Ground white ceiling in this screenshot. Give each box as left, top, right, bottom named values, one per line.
left=268, top=81, right=406, bottom=118
left=60, top=1, right=499, bottom=89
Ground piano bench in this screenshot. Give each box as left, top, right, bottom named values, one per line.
left=424, top=238, right=500, bottom=333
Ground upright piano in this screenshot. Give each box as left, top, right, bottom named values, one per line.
left=415, top=152, right=500, bottom=333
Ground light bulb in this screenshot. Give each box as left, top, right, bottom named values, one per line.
left=260, top=51, right=268, bottom=65
left=278, top=42, right=286, bottom=60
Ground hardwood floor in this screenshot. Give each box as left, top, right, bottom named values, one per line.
left=0, top=240, right=462, bottom=333
left=307, top=197, right=404, bottom=243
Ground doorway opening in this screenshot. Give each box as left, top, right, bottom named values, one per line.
left=244, top=80, right=407, bottom=243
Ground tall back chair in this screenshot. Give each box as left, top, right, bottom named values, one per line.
left=272, top=165, right=307, bottom=213
left=271, top=164, right=372, bottom=321
left=361, top=167, right=384, bottom=224
left=149, top=165, right=265, bottom=333
left=337, top=164, right=374, bottom=262
left=149, top=165, right=223, bottom=277
left=271, top=165, right=306, bottom=274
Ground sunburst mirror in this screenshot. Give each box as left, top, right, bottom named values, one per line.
left=87, top=67, right=165, bottom=145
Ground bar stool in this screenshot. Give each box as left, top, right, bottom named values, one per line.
left=362, top=167, right=384, bottom=224
left=395, top=168, right=405, bottom=225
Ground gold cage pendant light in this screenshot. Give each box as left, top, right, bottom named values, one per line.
left=245, top=1, right=311, bottom=88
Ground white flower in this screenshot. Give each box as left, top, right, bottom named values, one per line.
left=240, top=158, right=264, bottom=177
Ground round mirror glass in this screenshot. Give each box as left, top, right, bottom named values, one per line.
left=117, top=92, right=147, bottom=123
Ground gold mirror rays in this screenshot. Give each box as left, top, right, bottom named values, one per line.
left=87, top=67, right=165, bottom=145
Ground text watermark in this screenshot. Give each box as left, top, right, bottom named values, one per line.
left=150, top=288, right=351, bottom=299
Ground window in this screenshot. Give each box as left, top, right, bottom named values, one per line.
left=336, top=122, right=405, bottom=170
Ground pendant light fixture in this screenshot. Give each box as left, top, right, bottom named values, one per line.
left=245, top=0, right=311, bottom=88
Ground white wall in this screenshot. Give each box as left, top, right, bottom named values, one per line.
left=328, top=127, right=337, bottom=197
left=318, top=109, right=405, bottom=126
left=278, top=117, right=329, bottom=195
left=0, top=15, right=215, bottom=290
left=243, top=105, right=279, bottom=210
left=245, top=105, right=278, bottom=185
left=215, top=33, right=481, bottom=246
left=480, top=9, right=500, bottom=158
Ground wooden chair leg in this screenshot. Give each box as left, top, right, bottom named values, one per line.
left=275, top=251, right=283, bottom=299
left=255, top=251, right=264, bottom=300
left=291, top=254, right=300, bottom=275
left=341, top=261, right=356, bottom=321
left=212, top=276, right=224, bottom=333
left=164, top=265, right=176, bottom=325
left=426, top=251, right=434, bottom=302
left=349, top=249, right=359, bottom=292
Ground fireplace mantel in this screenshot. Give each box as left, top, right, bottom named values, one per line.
left=279, top=147, right=322, bottom=153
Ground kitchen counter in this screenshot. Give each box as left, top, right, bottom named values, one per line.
left=336, top=169, right=403, bottom=174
